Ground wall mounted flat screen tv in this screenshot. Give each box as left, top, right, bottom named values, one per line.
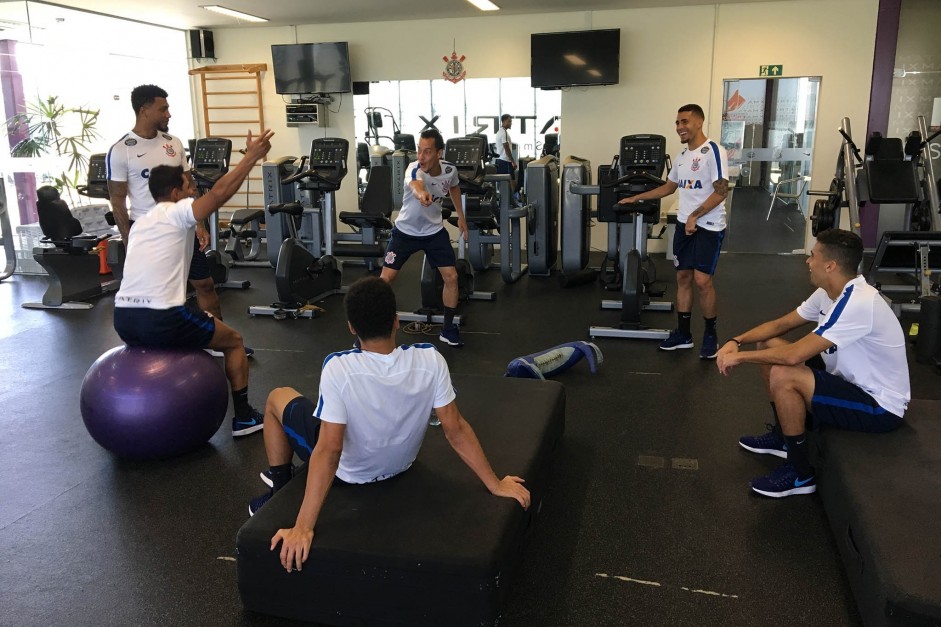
left=531, top=29, right=620, bottom=89
left=271, top=42, right=352, bottom=94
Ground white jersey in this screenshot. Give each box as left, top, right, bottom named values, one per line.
left=106, top=131, right=188, bottom=221
left=495, top=127, right=512, bottom=161
left=394, top=160, right=460, bottom=237
left=667, top=138, right=728, bottom=231
left=316, top=343, right=457, bottom=484
left=796, top=275, right=910, bottom=417
left=114, top=198, right=197, bottom=309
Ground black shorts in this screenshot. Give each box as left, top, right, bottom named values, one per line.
left=279, top=395, right=357, bottom=487
left=188, top=234, right=211, bottom=281
left=114, top=305, right=215, bottom=348
left=129, top=220, right=210, bottom=282
left=281, top=395, right=321, bottom=463
left=494, top=159, right=514, bottom=176
left=673, top=223, right=725, bottom=275
left=810, top=369, right=904, bottom=433
left=383, top=227, right=456, bottom=270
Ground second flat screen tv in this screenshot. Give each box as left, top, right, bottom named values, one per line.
left=271, top=42, right=352, bottom=95
left=531, top=29, right=620, bottom=89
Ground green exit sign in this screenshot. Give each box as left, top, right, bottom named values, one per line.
left=760, top=65, right=783, bottom=77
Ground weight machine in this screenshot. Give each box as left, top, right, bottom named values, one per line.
left=569, top=134, right=674, bottom=340
left=809, top=115, right=940, bottom=236
left=524, top=154, right=560, bottom=276
left=558, top=156, right=596, bottom=285
left=809, top=116, right=941, bottom=312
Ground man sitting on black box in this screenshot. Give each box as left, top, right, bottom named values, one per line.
left=249, top=276, right=531, bottom=572
left=716, top=229, right=910, bottom=498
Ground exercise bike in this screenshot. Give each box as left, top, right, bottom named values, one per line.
left=248, top=138, right=349, bottom=319
left=190, top=137, right=254, bottom=289
left=571, top=134, right=674, bottom=340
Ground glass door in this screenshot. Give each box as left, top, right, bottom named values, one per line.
left=720, top=76, right=820, bottom=253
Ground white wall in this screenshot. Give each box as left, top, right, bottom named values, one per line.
left=203, top=0, right=878, bottom=252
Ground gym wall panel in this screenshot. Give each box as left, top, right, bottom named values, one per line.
left=203, top=1, right=879, bottom=253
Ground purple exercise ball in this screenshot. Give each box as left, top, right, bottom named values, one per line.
left=80, top=345, right=228, bottom=460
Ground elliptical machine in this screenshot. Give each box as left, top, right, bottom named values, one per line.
left=248, top=138, right=348, bottom=319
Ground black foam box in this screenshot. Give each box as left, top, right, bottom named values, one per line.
left=816, top=399, right=941, bottom=627
left=236, top=375, right=565, bottom=626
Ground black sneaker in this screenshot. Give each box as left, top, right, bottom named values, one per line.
left=750, top=463, right=816, bottom=498
left=260, top=464, right=296, bottom=488
left=439, top=325, right=464, bottom=347
left=739, top=424, right=788, bottom=458
left=659, top=329, right=694, bottom=351
left=699, top=331, right=719, bottom=359
left=249, top=490, right=273, bottom=516
left=233, top=409, right=264, bottom=437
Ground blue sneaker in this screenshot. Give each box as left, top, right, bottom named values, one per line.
left=244, top=346, right=255, bottom=358
left=739, top=424, right=788, bottom=458
left=659, top=329, right=694, bottom=351
left=260, top=464, right=295, bottom=488
left=439, top=325, right=464, bottom=347
left=233, top=408, right=264, bottom=438
left=699, top=331, right=719, bottom=359
left=750, top=463, right=816, bottom=498
left=249, top=490, right=272, bottom=516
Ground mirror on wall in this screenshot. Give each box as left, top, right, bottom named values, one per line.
left=352, top=77, right=561, bottom=176
left=719, top=76, right=821, bottom=254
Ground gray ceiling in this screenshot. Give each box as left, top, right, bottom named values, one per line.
left=34, top=0, right=787, bottom=30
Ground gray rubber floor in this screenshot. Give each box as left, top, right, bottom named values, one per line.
left=1, top=249, right=938, bottom=626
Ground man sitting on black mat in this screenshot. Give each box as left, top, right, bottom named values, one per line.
left=717, top=228, right=910, bottom=498
left=249, top=276, right=530, bottom=573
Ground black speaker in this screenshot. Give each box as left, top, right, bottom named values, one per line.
left=352, top=81, right=370, bottom=96
left=189, top=29, right=215, bottom=59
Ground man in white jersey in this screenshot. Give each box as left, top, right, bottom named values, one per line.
left=107, top=85, right=230, bottom=330
left=248, top=277, right=530, bottom=572
left=381, top=129, right=468, bottom=347
left=113, top=130, right=275, bottom=438
left=619, top=103, right=729, bottom=359
left=494, top=113, right=520, bottom=204
left=717, top=229, right=910, bottom=498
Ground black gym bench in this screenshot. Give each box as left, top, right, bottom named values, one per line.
left=815, top=399, right=941, bottom=626
left=236, top=375, right=566, bottom=626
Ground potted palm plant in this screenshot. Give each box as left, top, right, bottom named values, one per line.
left=5, top=95, right=100, bottom=205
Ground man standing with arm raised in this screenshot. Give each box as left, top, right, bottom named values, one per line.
left=113, top=129, right=275, bottom=438
left=380, top=129, right=469, bottom=347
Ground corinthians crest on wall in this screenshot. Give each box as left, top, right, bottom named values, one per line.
left=443, top=48, right=466, bottom=83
